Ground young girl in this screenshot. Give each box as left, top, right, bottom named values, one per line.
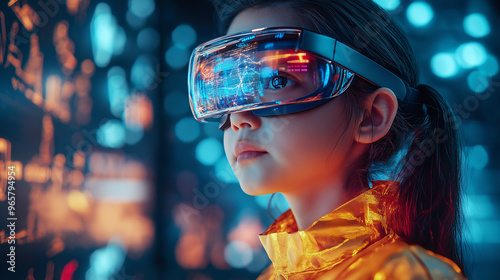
left=188, top=0, right=467, bottom=279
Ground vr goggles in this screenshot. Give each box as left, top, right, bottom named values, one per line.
left=187, top=27, right=409, bottom=128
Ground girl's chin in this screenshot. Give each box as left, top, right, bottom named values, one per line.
left=239, top=182, right=280, bottom=196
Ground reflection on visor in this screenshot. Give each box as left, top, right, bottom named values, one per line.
left=189, top=29, right=354, bottom=121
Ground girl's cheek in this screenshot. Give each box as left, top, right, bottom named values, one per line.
left=223, top=131, right=234, bottom=162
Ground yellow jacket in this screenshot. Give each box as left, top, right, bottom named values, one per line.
left=257, top=181, right=466, bottom=280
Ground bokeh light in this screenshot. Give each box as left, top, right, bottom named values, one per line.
left=406, top=1, right=434, bottom=27
left=214, top=157, right=238, bottom=183
left=467, top=70, right=490, bottom=93
left=165, top=45, right=190, bottom=69
left=175, top=117, right=201, bottom=143
left=172, top=24, right=197, bottom=49
left=137, top=28, right=160, bottom=52
left=224, top=241, right=253, bottom=268
left=455, top=42, right=488, bottom=68
left=128, top=0, right=155, bottom=19
left=463, top=13, right=490, bottom=38
left=86, top=240, right=126, bottom=280
left=90, top=3, right=126, bottom=67
left=478, top=55, right=499, bottom=77
left=373, top=0, right=400, bottom=11
left=125, top=126, right=144, bottom=145
left=107, top=66, right=129, bottom=117
left=469, top=145, right=489, bottom=169
left=195, top=138, right=224, bottom=165
left=97, top=120, right=126, bottom=148
left=431, top=53, right=459, bottom=78
left=131, top=54, right=157, bottom=89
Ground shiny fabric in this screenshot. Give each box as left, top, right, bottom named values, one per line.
left=257, top=181, right=465, bottom=280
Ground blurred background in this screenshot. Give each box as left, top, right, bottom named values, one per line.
left=0, top=0, right=498, bottom=279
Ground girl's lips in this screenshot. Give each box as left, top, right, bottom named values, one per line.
left=234, top=140, right=268, bottom=164
left=236, top=151, right=268, bottom=163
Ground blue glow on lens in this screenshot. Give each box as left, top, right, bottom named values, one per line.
left=129, top=0, right=155, bottom=19
left=137, top=28, right=159, bottom=52
left=431, top=53, right=458, bottom=78
left=107, top=67, right=129, bottom=117
left=214, top=157, right=238, bottom=183
left=469, top=145, right=489, bottom=169
left=373, top=0, right=400, bottom=11
left=455, top=42, right=488, bottom=68
left=464, top=13, right=490, bottom=38
left=175, top=117, right=201, bottom=143
left=165, top=45, right=190, bottom=69
left=478, top=55, right=499, bottom=77
left=172, top=24, right=197, bottom=49
left=467, top=70, right=490, bottom=93
left=195, top=138, right=223, bottom=165
left=406, top=1, right=434, bottom=27
left=131, top=54, right=157, bottom=89
left=97, top=120, right=126, bottom=148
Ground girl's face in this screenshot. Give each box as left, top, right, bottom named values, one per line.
left=223, top=7, right=361, bottom=196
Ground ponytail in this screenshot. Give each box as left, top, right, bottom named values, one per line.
left=393, top=84, right=465, bottom=272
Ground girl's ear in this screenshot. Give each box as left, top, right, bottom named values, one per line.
left=354, top=87, right=398, bottom=144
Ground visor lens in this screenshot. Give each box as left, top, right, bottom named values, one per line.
left=189, top=30, right=353, bottom=121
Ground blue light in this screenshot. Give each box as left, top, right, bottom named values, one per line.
left=165, top=45, right=190, bottom=69
left=126, top=10, right=145, bottom=28
left=172, top=24, right=197, bottom=49
left=430, top=53, right=458, bottom=78
left=224, top=241, right=253, bottom=268
left=113, top=27, right=126, bottom=55
left=125, top=126, right=144, bottom=145
left=478, top=55, right=499, bottom=77
left=463, top=13, right=490, bottom=38
left=175, top=117, right=201, bottom=143
left=455, top=42, right=488, bottom=68
left=467, top=71, right=490, bottom=93
left=254, top=192, right=289, bottom=213
left=128, top=0, right=155, bottom=19
left=214, top=157, right=238, bottom=183
left=195, top=138, right=223, bottom=165
left=469, top=145, right=489, bottom=169
left=137, top=28, right=159, bottom=52
left=373, top=0, right=400, bottom=11
left=91, top=4, right=115, bottom=67
left=97, top=120, right=126, bottom=148
left=107, top=67, right=129, bottom=117
left=406, top=1, right=433, bottom=27
left=86, top=239, right=126, bottom=280
left=254, top=193, right=273, bottom=209
left=131, top=54, right=157, bottom=89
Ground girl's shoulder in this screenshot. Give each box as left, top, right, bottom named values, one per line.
left=332, top=233, right=466, bottom=280
left=257, top=233, right=467, bottom=280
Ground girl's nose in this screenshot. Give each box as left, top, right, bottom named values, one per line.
left=229, top=111, right=262, bottom=132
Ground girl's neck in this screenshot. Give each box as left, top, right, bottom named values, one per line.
left=282, top=178, right=355, bottom=231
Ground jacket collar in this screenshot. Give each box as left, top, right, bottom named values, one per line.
left=258, top=181, right=397, bottom=276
